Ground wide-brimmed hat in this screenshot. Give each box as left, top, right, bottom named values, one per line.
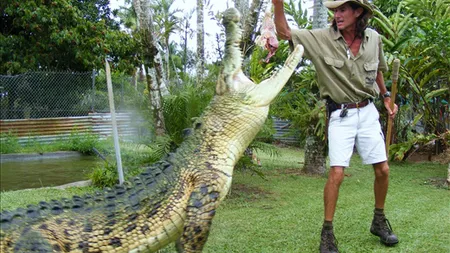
left=324, top=0, right=374, bottom=15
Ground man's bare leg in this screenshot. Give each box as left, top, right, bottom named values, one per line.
left=324, top=166, right=345, bottom=221
left=320, top=166, right=345, bottom=253
left=373, top=161, right=389, bottom=209
left=370, top=161, right=399, bottom=246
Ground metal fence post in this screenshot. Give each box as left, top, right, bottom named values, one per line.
left=105, top=60, right=125, bottom=185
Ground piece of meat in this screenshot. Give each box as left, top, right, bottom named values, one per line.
left=255, top=9, right=279, bottom=63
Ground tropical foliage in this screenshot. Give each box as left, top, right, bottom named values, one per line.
left=0, top=0, right=138, bottom=74
left=162, top=80, right=215, bottom=145
left=372, top=0, right=450, bottom=158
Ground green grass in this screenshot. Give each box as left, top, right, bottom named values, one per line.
left=1, top=146, right=449, bottom=252
left=0, top=187, right=97, bottom=211
left=201, top=148, right=450, bottom=253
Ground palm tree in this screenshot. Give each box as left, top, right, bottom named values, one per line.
left=178, top=8, right=196, bottom=74
left=196, top=0, right=205, bottom=83
left=116, top=1, right=141, bottom=89
left=151, top=0, right=182, bottom=86
left=132, top=0, right=166, bottom=136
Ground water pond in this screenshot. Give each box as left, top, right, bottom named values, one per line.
left=0, top=153, right=101, bottom=191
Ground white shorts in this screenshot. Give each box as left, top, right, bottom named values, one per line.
left=328, top=102, right=387, bottom=167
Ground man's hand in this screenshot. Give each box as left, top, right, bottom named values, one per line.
left=383, top=97, right=398, bottom=119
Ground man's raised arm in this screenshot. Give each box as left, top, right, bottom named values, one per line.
left=272, top=0, right=292, bottom=41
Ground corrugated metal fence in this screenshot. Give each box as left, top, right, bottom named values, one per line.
left=1, top=114, right=297, bottom=145
left=0, top=112, right=146, bottom=144
left=272, top=118, right=300, bottom=144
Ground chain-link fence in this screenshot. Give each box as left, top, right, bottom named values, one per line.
left=0, top=71, right=142, bottom=120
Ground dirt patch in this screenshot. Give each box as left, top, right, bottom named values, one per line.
left=422, top=177, right=449, bottom=189
left=228, top=183, right=273, bottom=201
left=273, top=168, right=308, bottom=176
left=271, top=168, right=339, bottom=178
left=406, top=147, right=450, bottom=164
left=407, top=147, right=450, bottom=189
left=430, top=149, right=450, bottom=164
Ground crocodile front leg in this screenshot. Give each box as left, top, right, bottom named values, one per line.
left=175, top=172, right=226, bottom=253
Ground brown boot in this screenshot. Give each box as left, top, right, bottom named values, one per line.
left=319, top=227, right=339, bottom=253
left=370, top=214, right=399, bottom=246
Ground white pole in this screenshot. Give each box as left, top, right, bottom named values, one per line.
left=105, top=59, right=125, bottom=185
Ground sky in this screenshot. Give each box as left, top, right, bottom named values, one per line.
left=108, top=0, right=313, bottom=61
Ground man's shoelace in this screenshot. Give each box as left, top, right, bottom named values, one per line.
left=323, top=230, right=339, bottom=250
left=376, top=216, right=395, bottom=235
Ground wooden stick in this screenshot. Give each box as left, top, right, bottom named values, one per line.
left=385, top=59, right=400, bottom=156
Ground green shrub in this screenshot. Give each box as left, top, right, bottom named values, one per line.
left=0, top=132, right=22, bottom=154
left=88, top=160, right=146, bottom=188
left=64, top=131, right=100, bottom=154
left=23, top=135, right=46, bottom=154
left=88, top=162, right=120, bottom=188
left=87, top=141, right=152, bottom=188
left=389, top=132, right=450, bottom=161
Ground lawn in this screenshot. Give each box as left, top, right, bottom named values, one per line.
left=1, top=146, right=449, bottom=252
left=200, top=147, right=450, bottom=253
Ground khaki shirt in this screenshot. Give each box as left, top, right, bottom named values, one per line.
left=290, top=27, right=388, bottom=104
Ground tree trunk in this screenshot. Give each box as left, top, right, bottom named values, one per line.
left=234, top=0, right=264, bottom=58
left=303, top=0, right=328, bottom=175
left=139, top=65, right=145, bottom=82
left=182, top=18, right=189, bottom=74
left=133, top=0, right=166, bottom=136
left=146, top=66, right=166, bottom=136
left=132, top=68, right=138, bottom=91
left=196, top=0, right=205, bottom=84
left=164, top=36, right=170, bottom=88
left=312, top=0, right=328, bottom=29
left=303, top=135, right=327, bottom=175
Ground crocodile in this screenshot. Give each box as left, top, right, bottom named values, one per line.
left=0, top=8, right=304, bottom=253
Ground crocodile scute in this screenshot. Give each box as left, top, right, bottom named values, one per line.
left=0, top=8, right=304, bottom=253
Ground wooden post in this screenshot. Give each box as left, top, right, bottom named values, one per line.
left=105, top=59, right=125, bottom=185
left=385, top=59, right=400, bottom=156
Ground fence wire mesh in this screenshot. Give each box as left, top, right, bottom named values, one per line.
left=0, top=71, right=138, bottom=120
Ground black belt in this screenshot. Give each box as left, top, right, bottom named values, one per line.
left=326, top=98, right=373, bottom=114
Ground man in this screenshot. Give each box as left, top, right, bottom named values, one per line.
left=272, top=0, right=399, bottom=252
